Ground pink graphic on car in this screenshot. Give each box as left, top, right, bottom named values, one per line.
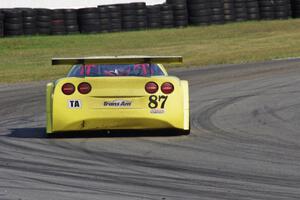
left=68, top=64, right=164, bottom=77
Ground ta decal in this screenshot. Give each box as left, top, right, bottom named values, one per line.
left=68, top=100, right=82, bottom=108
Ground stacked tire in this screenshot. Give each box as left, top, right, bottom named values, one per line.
left=36, top=9, right=52, bottom=35
left=287, top=0, right=293, bottom=17
left=0, top=12, right=4, bottom=37
left=64, top=9, right=79, bottom=34
left=147, top=5, right=161, bottom=29
left=133, top=2, right=148, bottom=30
left=167, top=0, right=189, bottom=27
left=247, top=0, right=260, bottom=20
left=274, top=0, right=291, bottom=19
left=235, top=0, right=248, bottom=22
left=210, top=0, right=225, bottom=24
left=97, top=6, right=111, bottom=33
left=160, top=4, right=174, bottom=28
left=21, top=8, right=37, bottom=35
left=3, top=10, right=23, bottom=36
left=223, top=0, right=236, bottom=22
left=291, top=0, right=300, bottom=17
left=187, top=0, right=211, bottom=26
left=259, top=0, right=275, bottom=20
left=121, top=3, right=137, bottom=31
left=107, top=5, right=122, bottom=32
left=51, top=9, right=66, bottom=35
left=78, top=8, right=101, bottom=34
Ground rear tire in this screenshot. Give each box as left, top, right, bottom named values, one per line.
left=178, top=128, right=190, bottom=135
left=46, top=133, right=56, bottom=138
left=177, top=119, right=191, bottom=135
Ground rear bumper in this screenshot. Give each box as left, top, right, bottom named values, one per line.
left=50, top=108, right=186, bottom=133
left=51, top=116, right=179, bottom=133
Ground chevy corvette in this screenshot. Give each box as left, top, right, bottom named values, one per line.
left=46, top=56, right=190, bottom=135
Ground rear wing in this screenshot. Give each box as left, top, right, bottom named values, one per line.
left=52, top=56, right=183, bottom=65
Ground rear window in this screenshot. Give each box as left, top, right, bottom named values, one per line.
left=67, top=64, right=165, bottom=77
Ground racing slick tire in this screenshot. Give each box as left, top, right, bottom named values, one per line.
left=176, top=123, right=190, bottom=135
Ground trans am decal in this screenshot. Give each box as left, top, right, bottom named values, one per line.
left=103, top=100, right=132, bottom=107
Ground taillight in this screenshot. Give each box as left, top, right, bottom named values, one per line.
left=145, top=82, right=158, bottom=94
left=62, top=83, right=75, bottom=95
left=78, top=82, right=91, bottom=94
left=161, top=82, right=174, bottom=94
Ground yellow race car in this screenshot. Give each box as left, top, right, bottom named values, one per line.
left=46, top=56, right=190, bottom=135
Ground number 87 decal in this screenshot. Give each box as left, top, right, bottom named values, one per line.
left=148, top=95, right=168, bottom=109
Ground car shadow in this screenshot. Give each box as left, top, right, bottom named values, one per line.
left=7, top=127, right=183, bottom=139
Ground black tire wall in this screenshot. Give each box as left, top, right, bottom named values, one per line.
left=3, top=10, right=24, bottom=36
left=211, top=0, right=225, bottom=25
left=247, top=0, right=260, bottom=20
left=64, top=9, right=79, bottom=34
left=78, top=7, right=101, bottom=34
left=19, top=8, right=37, bottom=35
left=36, top=8, right=52, bottom=35
left=147, top=5, right=161, bottom=29
left=235, top=0, right=248, bottom=22
left=52, top=9, right=66, bottom=35
left=160, top=4, right=174, bottom=28
left=97, top=6, right=112, bottom=33
left=224, top=0, right=236, bottom=22
left=121, top=3, right=138, bottom=31
left=291, top=0, right=300, bottom=17
left=187, top=0, right=212, bottom=26
left=166, top=0, right=189, bottom=27
left=0, top=11, right=4, bottom=37
left=274, top=0, right=291, bottom=19
left=107, top=5, right=122, bottom=32
left=134, top=2, right=148, bottom=30
left=0, top=1, right=298, bottom=38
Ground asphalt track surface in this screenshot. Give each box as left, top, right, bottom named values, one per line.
left=0, top=59, right=300, bottom=200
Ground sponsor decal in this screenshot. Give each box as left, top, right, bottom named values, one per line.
left=150, top=109, right=165, bottom=114
left=103, top=100, right=132, bottom=107
left=68, top=100, right=81, bottom=108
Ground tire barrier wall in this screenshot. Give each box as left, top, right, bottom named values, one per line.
left=3, top=9, right=24, bottom=36
left=0, top=0, right=297, bottom=37
left=107, top=5, right=122, bottom=32
left=247, top=0, right=260, bottom=20
left=20, top=8, right=37, bottom=35
left=147, top=5, right=161, bottom=28
left=160, top=4, right=175, bottom=28
left=52, top=9, right=66, bottom=35
left=121, top=3, right=138, bottom=31
left=36, top=9, right=52, bottom=35
left=235, top=0, right=248, bottom=22
left=135, top=2, right=148, bottom=30
left=0, top=11, right=4, bottom=37
left=292, top=0, right=300, bottom=17
left=188, top=0, right=211, bottom=26
left=64, top=9, right=79, bottom=34
left=224, top=0, right=236, bottom=22
left=259, top=0, right=291, bottom=20
left=167, top=0, right=189, bottom=27
left=78, top=7, right=101, bottom=34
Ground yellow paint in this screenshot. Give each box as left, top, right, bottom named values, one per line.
left=46, top=64, right=189, bottom=134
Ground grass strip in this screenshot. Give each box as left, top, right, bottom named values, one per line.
left=1, top=19, right=300, bottom=83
